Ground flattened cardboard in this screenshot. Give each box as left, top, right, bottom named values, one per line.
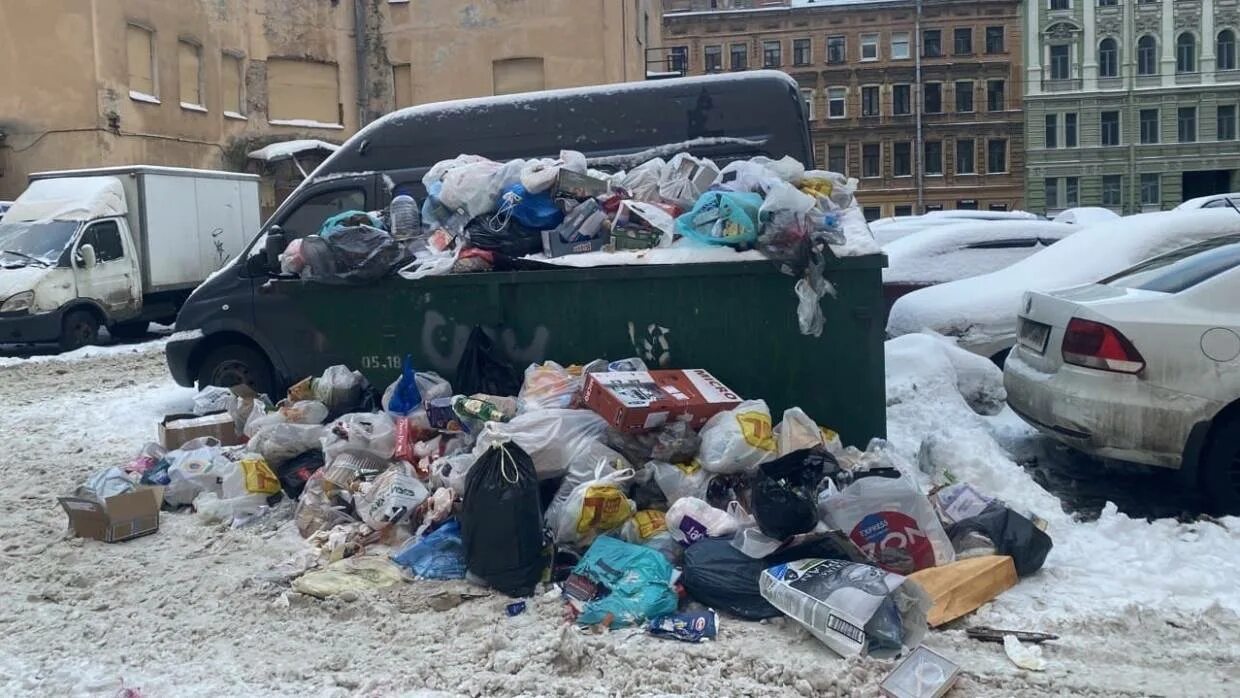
left=582, top=369, right=742, bottom=433
left=159, top=412, right=239, bottom=450
left=58, top=486, right=164, bottom=543
left=907, top=555, right=1019, bottom=627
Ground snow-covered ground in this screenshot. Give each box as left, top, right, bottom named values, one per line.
left=0, top=336, right=1237, bottom=696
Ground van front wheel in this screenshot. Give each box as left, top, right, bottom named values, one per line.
left=196, top=344, right=275, bottom=397
left=59, top=310, right=100, bottom=352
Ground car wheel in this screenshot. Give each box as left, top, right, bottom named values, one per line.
left=1201, top=411, right=1240, bottom=515
left=196, top=344, right=276, bottom=398
left=59, top=310, right=100, bottom=351
left=109, top=320, right=150, bottom=340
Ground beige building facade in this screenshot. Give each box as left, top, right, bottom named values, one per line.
left=0, top=0, right=659, bottom=206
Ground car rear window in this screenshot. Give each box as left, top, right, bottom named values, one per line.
left=1103, top=234, right=1240, bottom=293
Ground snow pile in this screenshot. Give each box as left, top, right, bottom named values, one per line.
left=870, top=210, right=1041, bottom=246
left=1051, top=207, right=1121, bottom=226
left=247, top=140, right=341, bottom=162
left=883, top=220, right=1077, bottom=285
left=4, top=176, right=127, bottom=222
left=0, top=334, right=168, bottom=368
left=884, top=332, right=1240, bottom=622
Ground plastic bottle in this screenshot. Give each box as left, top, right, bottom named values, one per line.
left=390, top=194, right=420, bottom=240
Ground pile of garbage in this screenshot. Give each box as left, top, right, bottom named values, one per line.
left=276, top=150, right=873, bottom=337
left=63, top=342, right=1052, bottom=664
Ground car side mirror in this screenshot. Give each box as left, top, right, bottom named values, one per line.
left=265, top=227, right=288, bottom=273
left=79, top=243, right=97, bottom=270
left=246, top=252, right=270, bottom=276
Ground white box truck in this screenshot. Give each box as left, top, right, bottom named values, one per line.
left=0, top=166, right=260, bottom=349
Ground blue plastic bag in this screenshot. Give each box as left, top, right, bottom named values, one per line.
left=387, top=355, right=422, bottom=416
left=570, top=536, right=679, bottom=628
left=675, top=191, right=763, bottom=246
left=501, top=183, right=564, bottom=231
left=391, top=519, right=467, bottom=579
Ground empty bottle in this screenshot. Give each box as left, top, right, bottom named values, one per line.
left=390, top=193, right=420, bottom=240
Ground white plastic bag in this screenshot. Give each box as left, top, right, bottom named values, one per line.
left=612, top=201, right=676, bottom=247
left=518, top=361, right=583, bottom=412
left=520, top=158, right=560, bottom=193
left=313, top=366, right=365, bottom=413
left=715, top=160, right=779, bottom=194
left=192, top=386, right=234, bottom=416
left=554, top=464, right=636, bottom=547
left=429, top=452, right=477, bottom=494
left=775, top=407, right=831, bottom=456
left=164, top=437, right=228, bottom=507
left=559, top=149, right=587, bottom=174
left=440, top=159, right=503, bottom=219
left=322, top=412, right=397, bottom=462
left=760, top=180, right=817, bottom=220
left=751, top=155, right=806, bottom=184
left=665, top=497, right=742, bottom=545
left=249, top=423, right=326, bottom=466
left=471, top=408, right=609, bottom=479
left=381, top=371, right=453, bottom=414
left=422, top=154, right=489, bottom=190
left=821, top=473, right=956, bottom=574
left=356, top=463, right=429, bottom=530
left=619, top=158, right=666, bottom=202
left=649, top=460, right=713, bottom=504
left=658, top=153, right=719, bottom=208
left=545, top=452, right=625, bottom=535
left=193, top=491, right=269, bottom=525
left=82, top=467, right=136, bottom=500
left=697, top=399, right=777, bottom=474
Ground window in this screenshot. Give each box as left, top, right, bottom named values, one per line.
left=1044, top=178, right=1060, bottom=208
left=892, top=32, right=910, bottom=60
left=1137, top=36, right=1157, bottom=75
left=862, top=85, right=880, bottom=117
left=1099, top=0, right=1117, bottom=6
left=1066, top=177, right=1079, bottom=207
left=828, top=35, right=847, bottom=64
left=861, top=33, right=879, bottom=60
left=1139, top=109, right=1159, bottom=143
left=223, top=53, right=245, bottom=115
left=925, top=141, right=943, bottom=174
left=894, top=205, right=913, bottom=217
left=282, top=189, right=367, bottom=239
left=893, top=84, right=911, bottom=115
left=763, top=40, right=782, bottom=68
left=894, top=142, right=912, bottom=176
left=127, top=24, right=156, bottom=99
left=828, top=144, right=847, bottom=173
left=989, top=203, right=1009, bottom=212
left=923, top=30, right=943, bottom=57
left=1049, top=45, right=1070, bottom=80
left=800, top=88, right=815, bottom=120
left=986, top=79, right=1005, bottom=111
left=987, top=138, right=1007, bottom=173
left=955, top=81, right=974, bottom=112
left=863, top=206, right=882, bottom=222
left=267, top=58, right=341, bottom=125
left=1065, top=112, right=1078, bottom=147
left=1178, top=106, right=1197, bottom=142
left=1099, top=38, right=1118, bottom=78
left=956, top=138, right=976, bottom=174
left=1176, top=33, right=1196, bottom=74
left=731, top=43, right=748, bottom=70
left=704, top=45, right=722, bottom=72
left=925, top=204, right=945, bottom=212
left=1045, top=114, right=1058, bottom=148
left=1050, top=0, right=1069, bottom=9
left=178, top=41, right=203, bottom=108
left=957, top=200, right=979, bottom=210
left=924, top=83, right=942, bottom=113
left=391, top=64, right=412, bottom=109
left=1102, top=234, right=1240, bottom=293
left=1219, top=105, right=1237, bottom=140
left=1101, top=111, right=1120, bottom=146
left=83, top=221, right=125, bottom=262
left=828, top=87, right=846, bottom=118
left=793, top=38, right=812, bottom=66
left=1141, top=173, right=1161, bottom=206
left=492, top=57, right=544, bottom=95
left=985, top=26, right=1005, bottom=54
left=954, top=28, right=973, bottom=55
left=1102, top=175, right=1123, bottom=207
left=862, top=143, right=881, bottom=177
left=1220, top=30, right=1237, bottom=71
left=669, top=46, right=688, bottom=74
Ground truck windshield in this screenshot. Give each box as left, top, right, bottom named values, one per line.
left=0, top=220, right=79, bottom=267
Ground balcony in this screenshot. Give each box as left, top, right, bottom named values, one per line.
left=1175, top=72, right=1203, bottom=85
left=1041, top=78, right=1083, bottom=92
left=1135, top=75, right=1162, bottom=88
left=1097, top=77, right=1123, bottom=90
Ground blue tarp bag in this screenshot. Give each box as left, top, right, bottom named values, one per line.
left=569, top=536, right=679, bottom=628
left=386, top=355, right=422, bottom=416
left=675, top=191, right=763, bottom=246
left=500, top=183, right=563, bottom=231
left=391, top=519, right=467, bottom=580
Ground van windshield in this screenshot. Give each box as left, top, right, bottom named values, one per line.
left=0, top=220, right=79, bottom=266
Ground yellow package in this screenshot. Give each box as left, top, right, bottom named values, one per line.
left=737, top=410, right=776, bottom=452
left=241, top=457, right=281, bottom=495
left=799, top=177, right=834, bottom=199
left=575, top=485, right=635, bottom=535
left=631, top=510, right=667, bottom=540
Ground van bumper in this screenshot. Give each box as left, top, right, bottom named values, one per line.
left=0, top=308, right=62, bottom=343
left=165, top=333, right=201, bottom=387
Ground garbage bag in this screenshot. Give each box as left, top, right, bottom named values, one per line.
left=750, top=448, right=833, bottom=541
left=518, top=361, right=583, bottom=412
left=440, top=159, right=503, bottom=219
left=604, top=420, right=701, bottom=466
left=292, top=556, right=407, bottom=599
left=391, top=519, right=467, bottom=579
left=649, top=460, right=713, bottom=504
left=164, top=437, right=228, bottom=507
left=192, top=386, right=234, bottom=416
left=248, top=423, right=326, bottom=467
left=356, top=462, right=429, bottom=530
left=715, top=160, right=780, bottom=194
left=665, top=497, right=744, bottom=545
left=619, top=158, right=666, bottom=202
left=553, top=464, right=636, bottom=547
left=775, top=407, right=840, bottom=457
left=681, top=536, right=851, bottom=620
left=658, top=153, right=719, bottom=209
left=321, top=412, right=397, bottom=463
left=301, top=226, right=411, bottom=285
left=193, top=490, right=270, bottom=525
left=472, top=408, right=611, bottom=479
left=318, top=210, right=383, bottom=237
left=465, top=217, right=544, bottom=258
left=821, top=470, right=955, bottom=575
left=697, top=399, right=777, bottom=474
left=220, top=456, right=281, bottom=499
left=569, top=536, right=678, bottom=628
left=621, top=509, right=668, bottom=544
left=277, top=450, right=325, bottom=499
left=460, top=441, right=546, bottom=597
left=544, top=445, right=628, bottom=528
left=455, top=326, right=520, bottom=398
left=675, top=191, right=762, bottom=247
left=295, top=469, right=358, bottom=537
left=946, top=503, right=1052, bottom=577
left=499, top=183, right=564, bottom=231
left=81, top=467, right=136, bottom=500
left=759, top=558, right=931, bottom=658
left=309, top=365, right=366, bottom=415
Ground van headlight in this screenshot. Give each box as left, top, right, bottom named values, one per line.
left=1, top=291, right=34, bottom=313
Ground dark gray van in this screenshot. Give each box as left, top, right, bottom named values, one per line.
left=167, top=71, right=814, bottom=395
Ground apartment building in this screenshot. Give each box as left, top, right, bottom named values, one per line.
left=0, top=0, right=658, bottom=207
left=663, top=0, right=1026, bottom=218
left=1024, top=0, right=1240, bottom=214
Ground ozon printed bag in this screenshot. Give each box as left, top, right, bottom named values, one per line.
left=821, top=472, right=954, bottom=575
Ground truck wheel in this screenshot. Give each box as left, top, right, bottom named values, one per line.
left=1201, top=412, right=1240, bottom=515
left=60, top=311, right=100, bottom=351
left=196, top=344, right=276, bottom=397
left=109, top=321, right=150, bottom=340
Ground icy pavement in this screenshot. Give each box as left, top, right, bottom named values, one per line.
left=0, top=338, right=1237, bottom=696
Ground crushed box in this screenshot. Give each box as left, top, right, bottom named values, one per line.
left=58, top=486, right=164, bottom=543
left=159, top=412, right=240, bottom=450
left=582, top=369, right=742, bottom=432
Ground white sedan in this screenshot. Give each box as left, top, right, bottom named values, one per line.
left=1004, top=234, right=1240, bottom=512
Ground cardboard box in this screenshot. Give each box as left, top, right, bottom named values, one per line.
left=159, top=412, right=240, bottom=450
left=555, top=169, right=609, bottom=200
left=58, top=487, right=164, bottom=543
left=582, top=369, right=743, bottom=432
left=543, top=199, right=610, bottom=258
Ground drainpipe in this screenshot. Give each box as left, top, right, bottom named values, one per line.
left=914, top=0, right=924, bottom=213
left=354, top=0, right=369, bottom=127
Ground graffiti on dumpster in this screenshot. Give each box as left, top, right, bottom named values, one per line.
left=419, top=310, right=550, bottom=373
left=628, top=322, right=672, bottom=368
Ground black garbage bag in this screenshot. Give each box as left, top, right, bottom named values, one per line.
left=750, top=448, right=835, bottom=541
left=947, top=502, right=1053, bottom=577
left=455, top=326, right=521, bottom=397
left=682, top=536, right=851, bottom=620
left=277, top=450, right=325, bottom=499
left=460, top=441, right=547, bottom=597
left=302, top=225, right=411, bottom=284
left=466, top=218, right=544, bottom=258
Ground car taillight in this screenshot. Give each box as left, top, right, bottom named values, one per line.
left=1061, top=318, right=1145, bottom=373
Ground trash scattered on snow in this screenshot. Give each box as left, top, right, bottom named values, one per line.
left=1002, top=633, right=1048, bottom=671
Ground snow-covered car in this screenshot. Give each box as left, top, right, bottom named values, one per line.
left=882, top=220, right=1078, bottom=307
left=1051, top=207, right=1121, bottom=226
left=1004, top=233, right=1240, bottom=512
left=886, top=209, right=1240, bottom=362
left=870, top=209, right=1042, bottom=246
left=1175, top=192, right=1240, bottom=210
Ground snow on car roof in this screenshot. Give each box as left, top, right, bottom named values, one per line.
left=1174, top=191, right=1240, bottom=210
left=883, top=220, right=1077, bottom=285
left=887, top=208, right=1240, bottom=339
left=871, top=210, right=1042, bottom=246
left=4, top=176, right=127, bottom=222
left=1051, top=207, right=1121, bottom=226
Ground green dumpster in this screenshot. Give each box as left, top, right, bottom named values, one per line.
left=285, top=255, right=887, bottom=447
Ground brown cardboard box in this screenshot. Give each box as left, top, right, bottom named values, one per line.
left=159, top=412, right=240, bottom=450
left=582, top=369, right=743, bottom=432
left=58, top=487, right=164, bottom=543
left=907, top=555, right=1019, bottom=627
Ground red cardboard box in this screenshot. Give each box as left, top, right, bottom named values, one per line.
left=582, top=370, right=743, bottom=432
